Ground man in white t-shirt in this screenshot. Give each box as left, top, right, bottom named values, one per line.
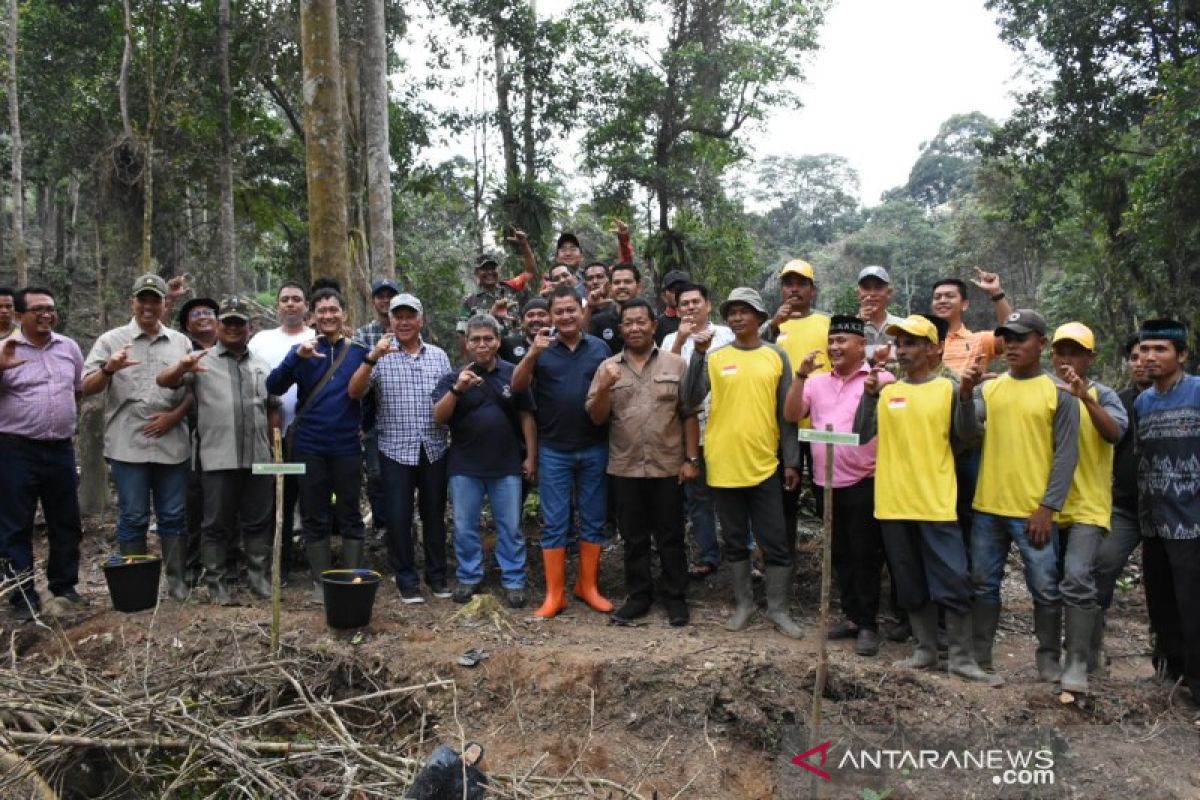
left=248, top=280, right=313, bottom=581
left=662, top=282, right=735, bottom=578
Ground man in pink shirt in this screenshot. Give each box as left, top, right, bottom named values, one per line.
left=785, top=315, right=894, bottom=656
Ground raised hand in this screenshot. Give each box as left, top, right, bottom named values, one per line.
left=692, top=326, right=715, bottom=354
left=609, top=218, right=629, bottom=237
left=597, top=360, right=622, bottom=390
left=960, top=351, right=988, bottom=396
left=453, top=367, right=484, bottom=393
left=532, top=327, right=556, bottom=353
left=296, top=338, right=326, bottom=360
left=0, top=338, right=26, bottom=371
left=675, top=314, right=696, bottom=342
left=490, top=297, right=512, bottom=321
left=872, top=343, right=892, bottom=367
left=166, top=274, right=191, bottom=301
left=865, top=363, right=883, bottom=396
left=104, top=344, right=141, bottom=373
left=1058, top=363, right=1087, bottom=398
left=970, top=267, right=1002, bottom=295
left=505, top=228, right=529, bottom=247
left=180, top=348, right=211, bottom=374
left=797, top=350, right=821, bottom=379
left=771, top=302, right=793, bottom=330
left=371, top=333, right=397, bottom=362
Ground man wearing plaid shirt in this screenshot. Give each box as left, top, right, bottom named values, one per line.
left=355, top=278, right=401, bottom=535
left=349, top=293, right=452, bottom=604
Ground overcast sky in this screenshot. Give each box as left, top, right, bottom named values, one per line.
left=757, top=0, right=1028, bottom=203
left=417, top=0, right=1029, bottom=209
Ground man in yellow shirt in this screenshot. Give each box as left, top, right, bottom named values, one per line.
left=956, top=310, right=1080, bottom=682
left=854, top=315, right=998, bottom=684
left=1050, top=323, right=1126, bottom=694
left=761, top=259, right=830, bottom=528
left=683, top=287, right=803, bottom=638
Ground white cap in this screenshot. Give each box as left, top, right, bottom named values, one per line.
left=857, top=265, right=890, bottom=284
left=388, top=293, right=423, bottom=314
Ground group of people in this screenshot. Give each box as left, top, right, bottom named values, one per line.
left=0, top=237, right=1197, bottom=716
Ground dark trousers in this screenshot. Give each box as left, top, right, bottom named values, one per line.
left=954, top=448, right=981, bottom=559
left=186, top=464, right=203, bottom=577
left=815, top=478, right=883, bottom=631
left=281, top=474, right=299, bottom=577
left=0, top=436, right=82, bottom=607
left=712, top=472, right=792, bottom=567
left=381, top=450, right=448, bottom=589
left=613, top=476, right=687, bottom=603
left=1143, top=536, right=1200, bottom=701
left=298, top=454, right=366, bottom=545
left=881, top=520, right=972, bottom=614
left=200, top=470, right=275, bottom=547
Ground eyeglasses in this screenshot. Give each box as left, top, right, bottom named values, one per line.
left=189, top=308, right=216, bottom=319
left=25, top=306, right=57, bottom=316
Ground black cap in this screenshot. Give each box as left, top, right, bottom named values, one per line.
left=829, top=314, right=865, bottom=337
left=662, top=270, right=691, bottom=290
left=178, top=297, right=219, bottom=331
left=556, top=232, right=581, bottom=250
left=1139, top=318, right=1188, bottom=346
left=521, top=298, right=549, bottom=317
left=370, top=277, right=401, bottom=296
left=218, top=295, right=252, bottom=322
left=994, top=309, right=1048, bottom=337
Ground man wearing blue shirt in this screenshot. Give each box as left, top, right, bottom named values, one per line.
left=432, top=314, right=536, bottom=608
left=1134, top=319, right=1200, bottom=714
left=266, top=287, right=369, bottom=603
left=349, top=293, right=453, bottom=604
left=512, top=285, right=613, bottom=618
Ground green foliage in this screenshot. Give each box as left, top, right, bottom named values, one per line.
left=752, top=154, right=864, bottom=257
left=900, top=112, right=996, bottom=209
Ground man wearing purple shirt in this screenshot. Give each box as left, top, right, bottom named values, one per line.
left=0, top=287, right=86, bottom=622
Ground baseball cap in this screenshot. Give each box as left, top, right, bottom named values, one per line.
left=1052, top=322, right=1095, bottom=352
left=556, top=232, right=581, bottom=250
left=886, top=315, right=940, bottom=345
left=177, top=297, right=218, bottom=330
left=370, top=277, right=401, bottom=296
left=780, top=259, right=815, bottom=280
left=388, top=293, right=423, bottom=314
left=662, top=270, right=691, bottom=290
left=857, top=266, right=890, bottom=285
left=218, top=296, right=252, bottom=322
left=995, top=309, right=1048, bottom=338
left=131, top=273, right=168, bottom=298
left=474, top=254, right=500, bottom=270
left=521, top=298, right=549, bottom=317
left=829, top=314, right=865, bottom=337
left=719, top=287, right=768, bottom=319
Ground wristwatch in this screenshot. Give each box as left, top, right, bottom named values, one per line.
left=685, top=456, right=701, bottom=466
left=990, top=291, right=1006, bottom=302
left=449, top=386, right=464, bottom=397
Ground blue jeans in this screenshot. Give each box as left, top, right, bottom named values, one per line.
left=108, top=459, right=189, bottom=543
left=970, top=512, right=1061, bottom=606
left=450, top=474, right=526, bottom=588
left=538, top=444, right=608, bottom=549
left=684, top=446, right=720, bottom=567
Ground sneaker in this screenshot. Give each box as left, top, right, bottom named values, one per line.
left=452, top=583, right=479, bottom=604
left=503, top=587, right=528, bottom=609
left=429, top=581, right=452, bottom=599
left=398, top=584, right=425, bottom=604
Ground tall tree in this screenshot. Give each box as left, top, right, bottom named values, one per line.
left=6, top=0, right=26, bottom=286
left=362, top=0, right=395, bottom=281
left=299, top=0, right=351, bottom=289
left=217, top=0, right=237, bottom=292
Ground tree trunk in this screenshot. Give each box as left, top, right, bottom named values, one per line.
left=7, top=0, right=27, bottom=286
left=217, top=0, right=237, bottom=293
left=493, top=36, right=519, bottom=186
left=339, top=0, right=368, bottom=323
left=362, top=0, right=395, bottom=281
left=299, top=0, right=351, bottom=290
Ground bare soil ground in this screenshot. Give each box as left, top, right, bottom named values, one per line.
left=3, top=512, right=1198, bottom=799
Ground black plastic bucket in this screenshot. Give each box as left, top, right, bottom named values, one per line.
left=102, top=555, right=162, bottom=612
left=322, top=569, right=382, bottom=629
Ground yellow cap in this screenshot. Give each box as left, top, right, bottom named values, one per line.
left=779, top=259, right=815, bottom=280
left=885, top=315, right=939, bottom=345
left=1052, top=322, right=1095, bottom=352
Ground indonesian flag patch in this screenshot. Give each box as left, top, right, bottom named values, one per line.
left=888, top=396, right=907, bottom=409
left=721, top=364, right=738, bottom=377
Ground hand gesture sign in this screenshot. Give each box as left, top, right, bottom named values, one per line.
left=532, top=327, right=556, bottom=353
left=104, top=344, right=141, bottom=374
left=865, top=363, right=884, bottom=396
left=797, top=350, right=820, bottom=380
left=371, top=333, right=398, bottom=363
left=960, top=351, right=988, bottom=396
left=1057, top=363, right=1087, bottom=398
left=771, top=302, right=793, bottom=329
left=490, top=297, right=512, bottom=321
left=609, top=218, right=630, bottom=237
left=180, top=348, right=211, bottom=374
left=692, top=326, right=715, bottom=354
left=970, top=267, right=1002, bottom=295
left=453, top=367, right=484, bottom=394
left=297, top=338, right=326, bottom=360
left=675, top=314, right=695, bottom=342
left=872, top=343, right=892, bottom=367
left=166, top=274, right=191, bottom=302
left=597, top=360, right=622, bottom=390
left=0, top=339, right=26, bottom=372
left=505, top=228, right=529, bottom=248
left=587, top=288, right=609, bottom=308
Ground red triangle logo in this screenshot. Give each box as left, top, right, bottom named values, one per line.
left=791, top=740, right=833, bottom=781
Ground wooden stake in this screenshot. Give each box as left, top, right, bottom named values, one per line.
left=270, top=428, right=283, bottom=657
left=809, top=424, right=836, bottom=798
